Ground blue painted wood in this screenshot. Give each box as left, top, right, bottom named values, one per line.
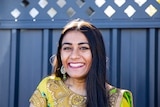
left=148, top=29, right=156, bottom=107
left=110, top=29, right=118, bottom=86
left=0, top=30, right=11, bottom=107
left=42, top=29, right=51, bottom=77
left=9, top=29, right=18, bottom=107
left=157, top=29, right=160, bottom=107
left=18, top=30, right=43, bottom=107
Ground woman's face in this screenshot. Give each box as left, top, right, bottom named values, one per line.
left=60, top=30, right=92, bottom=80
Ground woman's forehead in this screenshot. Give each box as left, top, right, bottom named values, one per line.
left=62, top=30, right=89, bottom=44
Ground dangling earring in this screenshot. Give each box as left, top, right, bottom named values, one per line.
left=60, top=66, right=67, bottom=80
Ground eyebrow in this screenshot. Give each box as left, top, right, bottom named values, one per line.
left=62, top=42, right=72, bottom=46
left=62, top=42, right=89, bottom=46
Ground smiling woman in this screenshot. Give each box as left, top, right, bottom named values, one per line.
left=60, top=30, right=92, bottom=80
left=29, top=19, right=133, bottom=107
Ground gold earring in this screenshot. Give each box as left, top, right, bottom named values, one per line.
left=60, top=66, right=67, bottom=80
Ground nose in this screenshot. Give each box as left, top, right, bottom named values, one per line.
left=70, top=48, right=80, bottom=59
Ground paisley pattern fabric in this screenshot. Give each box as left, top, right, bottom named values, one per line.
left=29, top=75, right=133, bottom=107
left=108, top=86, right=133, bottom=107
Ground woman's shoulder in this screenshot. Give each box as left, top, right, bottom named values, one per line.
left=30, top=75, right=62, bottom=107
left=37, top=75, right=61, bottom=89
left=40, top=75, right=61, bottom=82
left=106, top=83, right=133, bottom=107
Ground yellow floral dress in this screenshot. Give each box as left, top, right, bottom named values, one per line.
left=29, top=75, right=133, bottom=107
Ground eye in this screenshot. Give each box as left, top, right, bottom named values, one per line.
left=63, top=47, right=72, bottom=51
left=80, top=46, right=90, bottom=50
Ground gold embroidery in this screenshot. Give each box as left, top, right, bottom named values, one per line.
left=69, top=94, right=86, bottom=106
left=29, top=90, right=47, bottom=107
left=30, top=77, right=125, bottom=107
left=47, top=79, right=86, bottom=107
left=109, top=88, right=120, bottom=107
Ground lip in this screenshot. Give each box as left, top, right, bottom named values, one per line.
left=68, top=62, right=85, bottom=68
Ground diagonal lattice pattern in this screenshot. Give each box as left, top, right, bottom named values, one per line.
left=2, top=0, right=159, bottom=23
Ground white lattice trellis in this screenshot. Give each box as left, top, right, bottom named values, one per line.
left=0, top=0, right=159, bottom=28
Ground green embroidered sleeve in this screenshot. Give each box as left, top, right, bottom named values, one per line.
left=120, top=91, right=133, bottom=107
left=109, top=87, right=133, bottom=107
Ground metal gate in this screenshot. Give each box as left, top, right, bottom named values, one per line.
left=0, top=0, right=160, bottom=107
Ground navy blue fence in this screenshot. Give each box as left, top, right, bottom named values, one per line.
left=0, top=0, right=160, bottom=107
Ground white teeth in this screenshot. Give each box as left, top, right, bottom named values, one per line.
left=69, top=63, right=84, bottom=67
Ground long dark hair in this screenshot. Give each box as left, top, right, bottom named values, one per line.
left=53, top=19, right=109, bottom=107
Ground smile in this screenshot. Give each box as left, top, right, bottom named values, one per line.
left=69, top=63, right=85, bottom=68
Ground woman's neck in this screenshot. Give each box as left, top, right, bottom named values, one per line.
left=64, top=77, right=87, bottom=96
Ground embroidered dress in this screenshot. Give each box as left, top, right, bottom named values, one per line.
left=29, top=75, right=133, bottom=107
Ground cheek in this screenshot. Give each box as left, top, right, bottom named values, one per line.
left=85, top=53, right=92, bottom=66
left=60, top=52, right=69, bottom=64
